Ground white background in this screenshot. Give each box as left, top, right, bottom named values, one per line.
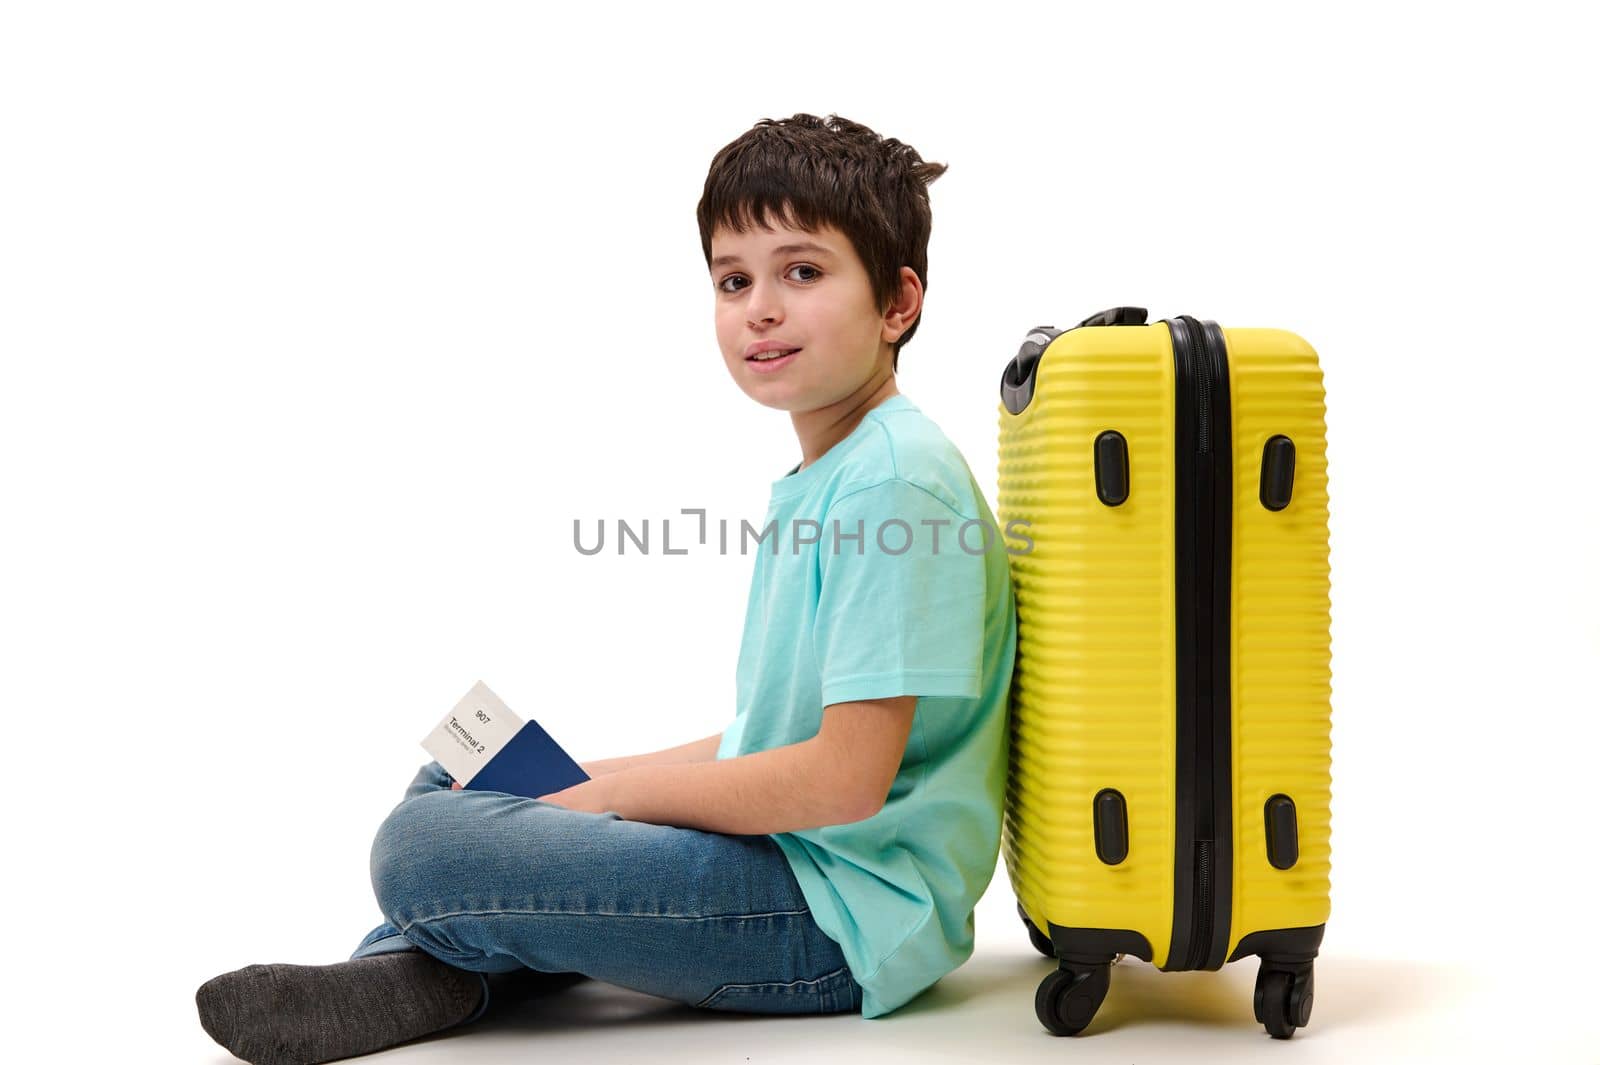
left=3, top=2, right=1595, bottom=1062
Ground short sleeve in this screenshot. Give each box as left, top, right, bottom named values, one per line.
left=811, top=479, right=985, bottom=706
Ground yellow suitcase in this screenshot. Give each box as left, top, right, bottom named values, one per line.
left=997, top=307, right=1331, bottom=1039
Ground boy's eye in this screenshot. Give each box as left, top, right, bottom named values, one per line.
left=717, top=264, right=821, bottom=293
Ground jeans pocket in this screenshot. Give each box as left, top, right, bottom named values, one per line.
left=694, top=965, right=858, bottom=1014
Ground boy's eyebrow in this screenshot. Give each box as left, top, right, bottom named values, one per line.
left=709, top=242, right=836, bottom=270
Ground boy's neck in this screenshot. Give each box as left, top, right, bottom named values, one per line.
left=791, top=371, right=900, bottom=473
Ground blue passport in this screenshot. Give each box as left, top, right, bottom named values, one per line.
left=420, top=680, right=589, bottom=799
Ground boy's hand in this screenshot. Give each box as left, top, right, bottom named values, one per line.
left=450, top=774, right=621, bottom=816
left=534, top=774, right=619, bottom=814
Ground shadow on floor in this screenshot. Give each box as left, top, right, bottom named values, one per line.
left=444, top=952, right=1475, bottom=1045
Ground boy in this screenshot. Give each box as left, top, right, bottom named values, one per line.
left=196, top=112, right=1017, bottom=1064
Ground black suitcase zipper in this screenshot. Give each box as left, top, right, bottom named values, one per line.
left=1167, top=315, right=1235, bottom=972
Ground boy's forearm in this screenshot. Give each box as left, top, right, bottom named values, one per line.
left=583, top=731, right=723, bottom=777
left=605, top=739, right=865, bottom=835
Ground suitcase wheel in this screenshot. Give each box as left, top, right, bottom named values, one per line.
left=1035, top=962, right=1111, bottom=1036
left=1254, top=958, right=1315, bottom=1039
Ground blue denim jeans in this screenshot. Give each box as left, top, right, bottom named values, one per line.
left=349, top=760, right=863, bottom=1025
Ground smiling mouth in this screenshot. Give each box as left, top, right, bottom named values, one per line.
left=748, top=348, right=800, bottom=362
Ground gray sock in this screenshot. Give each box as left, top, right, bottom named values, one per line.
left=195, top=952, right=484, bottom=1065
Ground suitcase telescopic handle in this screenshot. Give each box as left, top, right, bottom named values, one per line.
left=1000, top=326, right=1061, bottom=415
left=1000, top=307, right=1150, bottom=414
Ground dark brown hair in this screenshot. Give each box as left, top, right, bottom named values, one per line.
left=697, top=113, right=947, bottom=373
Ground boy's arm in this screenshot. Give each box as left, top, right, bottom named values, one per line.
left=604, top=697, right=917, bottom=835
left=582, top=731, right=723, bottom=777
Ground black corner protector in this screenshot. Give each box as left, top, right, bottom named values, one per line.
left=1093, top=431, right=1130, bottom=506
left=1092, top=788, right=1129, bottom=865
left=1228, top=925, right=1325, bottom=964
left=1049, top=924, right=1155, bottom=965
left=1260, top=435, right=1296, bottom=511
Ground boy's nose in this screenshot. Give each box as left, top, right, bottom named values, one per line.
left=744, top=283, right=782, bottom=325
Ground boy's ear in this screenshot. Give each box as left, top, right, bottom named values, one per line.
left=881, top=266, right=923, bottom=345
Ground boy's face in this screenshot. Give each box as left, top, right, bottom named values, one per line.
left=710, top=216, right=902, bottom=413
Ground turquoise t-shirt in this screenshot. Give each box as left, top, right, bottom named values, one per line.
left=715, top=392, right=1018, bottom=1019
